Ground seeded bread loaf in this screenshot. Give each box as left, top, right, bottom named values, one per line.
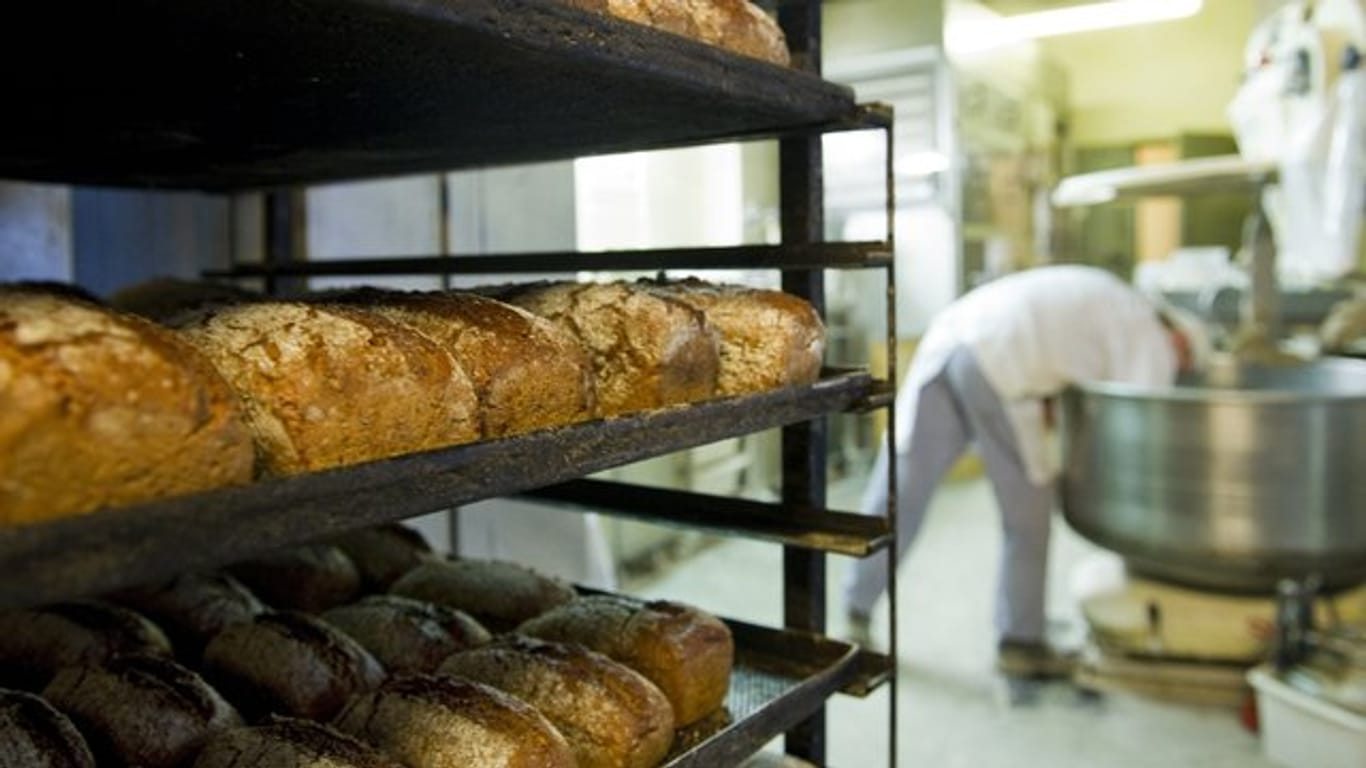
left=565, top=0, right=790, bottom=65
left=327, top=523, right=436, bottom=592
left=439, top=636, right=674, bottom=768
left=390, top=559, right=577, bottom=634
left=0, top=601, right=172, bottom=691
left=0, top=285, right=255, bottom=526
left=42, top=655, right=241, bottom=768
left=485, top=281, right=719, bottom=417
left=639, top=278, right=825, bottom=396
left=322, top=596, right=492, bottom=675
left=334, top=674, right=575, bottom=768
left=227, top=545, right=362, bottom=613
left=0, top=688, right=96, bottom=768
left=110, top=573, right=265, bottom=663
left=200, top=612, right=384, bottom=722
left=327, top=289, right=596, bottom=437
left=174, top=301, right=480, bottom=475
left=192, top=717, right=403, bottom=768
left=518, top=595, right=733, bottom=726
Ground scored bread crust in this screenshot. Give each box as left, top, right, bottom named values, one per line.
left=489, top=281, right=719, bottom=417
left=518, top=595, right=734, bottom=727
left=326, top=289, right=596, bottom=438
left=0, top=286, right=255, bottom=525
left=565, top=0, right=790, bottom=65
left=192, top=716, right=404, bottom=768
left=639, top=278, right=825, bottom=396
left=174, top=301, right=480, bottom=476
left=438, top=636, right=675, bottom=768
left=334, top=674, right=576, bottom=768
left=0, top=600, right=173, bottom=692
left=0, top=688, right=97, bottom=768
left=322, top=595, right=492, bottom=675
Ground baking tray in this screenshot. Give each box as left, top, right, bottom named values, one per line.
left=0, top=371, right=877, bottom=610
left=1, top=0, right=863, bottom=190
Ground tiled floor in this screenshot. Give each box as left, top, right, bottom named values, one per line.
left=628, top=475, right=1277, bottom=767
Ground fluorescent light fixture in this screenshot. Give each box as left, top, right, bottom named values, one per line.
left=948, top=0, right=1204, bottom=54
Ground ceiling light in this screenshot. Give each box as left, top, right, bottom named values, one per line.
left=948, top=0, right=1205, bottom=54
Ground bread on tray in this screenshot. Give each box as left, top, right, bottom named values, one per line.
left=389, top=558, right=577, bottom=634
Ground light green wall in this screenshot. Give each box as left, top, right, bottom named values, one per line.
left=824, top=0, right=940, bottom=60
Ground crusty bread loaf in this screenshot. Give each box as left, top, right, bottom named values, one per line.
left=109, top=277, right=258, bottom=324
left=322, top=595, right=492, bottom=675
left=192, top=716, right=403, bottom=768
left=0, top=688, right=96, bottom=768
left=639, top=278, right=825, bottom=396
left=328, top=523, right=436, bottom=592
left=174, top=301, right=480, bottom=476
left=0, top=284, right=255, bottom=526
left=0, top=600, right=172, bottom=691
left=518, top=595, right=733, bottom=726
left=228, top=545, right=361, bottom=613
left=439, top=636, right=674, bottom=768
left=389, top=559, right=577, bottom=634
left=42, top=655, right=241, bottom=768
left=327, top=289, right=596, bottom=437
left=485, top=281, right=719, bottom=417
left=110, top=572, right=265, bottom=662
left=200, top=612, right=384, bottom=722
left=564, top=0, right=790, bottom=65
left=334, top=674, right=575, bottom=768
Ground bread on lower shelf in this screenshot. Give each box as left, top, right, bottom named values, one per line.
left=227, top=545, right=362, bottom=614
left=322, top=595, right=492, bottom=675
left=0, top=284, right=255, bottom=526
left=192, top=716, right=404, bottom=768
left=0, top=688, right=96, bottom=768
left=0, top=600, right=173, bottom=692
left=389, top=558, right=578, bottom=634
left=327, top=523, right=438, bottom=593
left=334, top=674, right=576, bottom=768
left=109, top=572, right=265, bottom=663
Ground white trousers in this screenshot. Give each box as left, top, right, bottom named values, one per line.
left=844, top=346, right=1055, bottom=643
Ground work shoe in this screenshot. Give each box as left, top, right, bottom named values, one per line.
left=995, top=639, right=1077, bottom=680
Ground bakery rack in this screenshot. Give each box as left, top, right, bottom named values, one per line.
left=0, top=0, right=900, bottom=764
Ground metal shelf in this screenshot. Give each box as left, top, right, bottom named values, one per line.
left=1, top=0, right=866, bottom=191
left=0, top=371, right=877, bottom=610
left=523, top=479, right=892, bottom=558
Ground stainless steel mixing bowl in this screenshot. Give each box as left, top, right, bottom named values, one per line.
left=1059, top=357, right=1366, bottom=593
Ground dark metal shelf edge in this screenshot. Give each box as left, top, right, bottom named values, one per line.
left=0, top=372, right=873, bottom=610
left=211, top=242, right=894, bottom=278
left=1, top=0, right=867, bottom=191
left=523, top=479, right=892, bottom=557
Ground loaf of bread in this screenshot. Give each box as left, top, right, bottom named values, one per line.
left=0, top=284, right=255, bottom=526
left=0, top=600, right=172, bottom=691
left=334, top=674, right=575, bottom=768
left=192, top=716, right=403, bottom=768
left=439, top=636, right=674, bottom=768
left=0, top=688, right=96, bottom=768
left=327, top=289, right=596, bottom=437
left=484, top=281, right=719, bottom=417
left=518, top=595, right=733, bottom=726
left=110, top=572, right=265, bottom=662
left=322, top=595, right=491, bottom=675
left=390, top=559, right=577, bottom=634
left=328, top=523, right=436, bottom=592
left=639, top=278, right=825, bottom=396
left=227, top=545, right=361, bottom=613
left=42, top=655, right=241, bottom=768
left=564, top=0, right=790, bottom=66
left=200, top=612, right=384, bottom=722
left=109, top=277, right=258, bottom=324
left=174, top=301, right=480, bottom=475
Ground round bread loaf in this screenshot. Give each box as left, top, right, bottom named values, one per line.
left=333, top=674, right=575, bottom=768
left=200, top=612, right=384, bottom=722
left=110, top=572, right=265, bottom=662
left=438, top=636, right=674, bottom=768
left=486, top=281, right=719, bottom=417
left=227, top=545, right=361, bottom=613
left=328, top=523, right=435, bottom=592
left=174, top=301, right=480, bottom=475
left=639, top=278, right=825, bottom=396
left=0, top=688, right=96, bottom=768
left=322, top=595, right=491, bottom=675
left=0, top=600, right=172, bottom=691
left=0, top=284, right=255, bottom=526
left=327, top=289, right=596, bottom=437
left=192, top=716, right=403, bottom=768
left=390, top=559, right=576, bottom=634
left=42, top=654, right=241, bottom=768
left=518, top=595, right=733, bottom=726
